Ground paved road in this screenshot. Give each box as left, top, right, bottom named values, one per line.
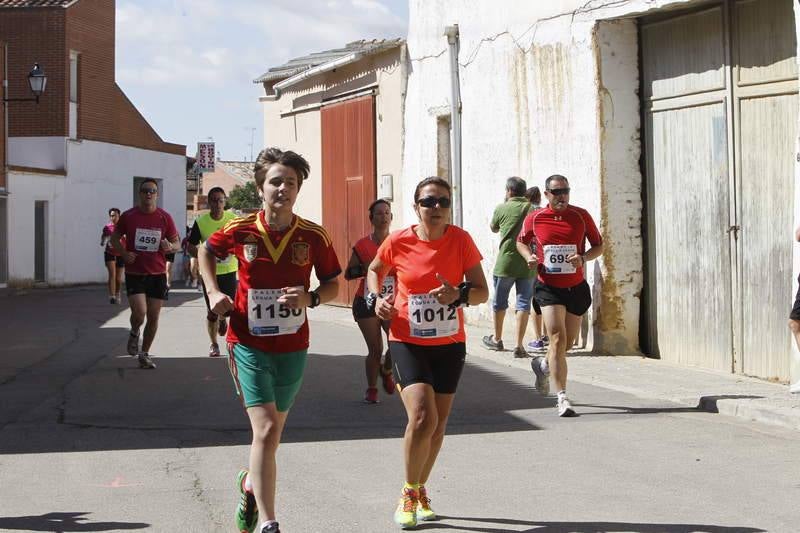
left=1, top=286, right=799, bottom=532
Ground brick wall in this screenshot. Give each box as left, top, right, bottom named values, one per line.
left=65, top=0, right=184, bottom=156
left=0, top=8, right=67, bottom=137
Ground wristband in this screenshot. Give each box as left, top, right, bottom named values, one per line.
left=365, top=291, right=379, bottom=313
left=308, top=290, right=321, bottom=308
left=454, top=281, right=472, bottom=308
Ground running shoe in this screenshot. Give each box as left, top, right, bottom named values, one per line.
left=530, top=355, right=550, bottom=396
left=109, top=296, right=116, bottom=304
left=557, top=396, right=577, bottom=417
left=115, top=292, right=122, bottom=303
left=218, top=318, right=228, bottom=336
left=381, top=368, right=396, bottom=395
left=481, top=335, right=504, bottom=351
left=513, top=347, right=528, bottom=358
left=542, top=335, right=549, bottom=346
left=364, top=387, right=379, bottom=404
left=126, top=331, right=139, bottom=356
left=209, top=343, right=221, bottom=358
left=137, top=353, right=156, bottom=369
left=527, top=339, right=546, bottom=352
left=235, top=469, right=259, bottom=533
left=260, top=523, right=280, bottom=533
left=417, top=485, right=436, bottom=521
left=393, top=487, right=418, bottom=529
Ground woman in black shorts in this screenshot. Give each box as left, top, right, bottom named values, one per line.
left=101, top=207, right=124, bottom=304
left=345, top=199, right=396, bottom=403
left=367, top=177, right=488, bottom=529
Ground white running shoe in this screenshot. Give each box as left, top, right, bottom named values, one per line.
left=557, top=396, right=577, bottom=417
left=138, top=352, right=157, bottom=369
left=530, top=356, right=550, bottom=396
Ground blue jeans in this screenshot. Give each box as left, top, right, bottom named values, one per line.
left=492, top=276, right=534, bottom=312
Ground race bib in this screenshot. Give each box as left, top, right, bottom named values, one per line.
left=134, top=228, right=161, bottom=252
left=408, top=293, right=459, bottom=338
left=247, top=287, right=306, bottom=336
left=543, top=244, right=577, bottom=274
left=365, top=275, right=395, bottom=299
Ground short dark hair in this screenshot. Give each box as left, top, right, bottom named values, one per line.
left=207, top=186, right=226, bottom=200
left=368, top=199, right=391, bottom=220
left=253, top=147, right=310, bottom=189
left=414, top=176, right=451, bottom=203
left=139, top=178, right=158, bottom=192
left=506, top=176, right=527, bottom=197
left=545, top=174, right=569, bottom=190
left=108, top=207, right=120, bottom=216
left=525, top=186, right=541, bottom=205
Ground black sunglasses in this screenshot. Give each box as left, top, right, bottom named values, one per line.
left=140, top=188, right=158, bottom=194
left=417, top=196, right=451, bottom=208
left=547, top=187, right=570, bottom=196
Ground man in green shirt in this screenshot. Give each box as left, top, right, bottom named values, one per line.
left=482, top=177, right=535, bottom=358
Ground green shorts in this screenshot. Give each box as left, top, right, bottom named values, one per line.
left=228, top=344, right=307, bottom=411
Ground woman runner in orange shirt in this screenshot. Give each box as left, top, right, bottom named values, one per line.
left=344, top=199, right=396, bottom=403
left=366, top=176, right=488, bottom=529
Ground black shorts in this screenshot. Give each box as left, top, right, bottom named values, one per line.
left=790, top=275, right=800, bottom=320
left=202, top=272, right=238, bottom=314
left=126, top=273, right=169, bottom=300
left=104, top=252, right=125, bottom=268
left=531, top=295, right=542, bottom=316
left=389, top=341, right=466, bottom=394
left=165, top=253, right=176, bottom=262
left=352, top=295, right=377, bottom=320
left=534, top=279, right=592, bottom=316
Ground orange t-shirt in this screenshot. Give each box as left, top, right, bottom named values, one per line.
left=376, top=225, right=482, bottom=346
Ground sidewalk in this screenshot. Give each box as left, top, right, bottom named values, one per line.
left=316, top=304, right=800, bottom=432
left=461, top=318, right=800, bottom=433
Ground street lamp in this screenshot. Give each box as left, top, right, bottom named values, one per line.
left=4, top=63, right=47, bottom=103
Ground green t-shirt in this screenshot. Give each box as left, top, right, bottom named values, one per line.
left=491, top=196, right=533, bottom=278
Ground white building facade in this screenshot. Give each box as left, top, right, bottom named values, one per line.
left=403, top=0, right=800, bottom=387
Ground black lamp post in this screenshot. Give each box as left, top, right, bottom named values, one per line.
left=4, top=63, right=47, bottom=103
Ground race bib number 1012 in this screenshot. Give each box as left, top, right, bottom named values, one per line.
left=408, top=293, right=459, bottom=338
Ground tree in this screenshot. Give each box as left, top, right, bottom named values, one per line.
left=227, top=181, right=261, bottom=210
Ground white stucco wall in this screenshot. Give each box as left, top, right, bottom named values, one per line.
left=8, top=139, right=186, bottom=286
left=8, top=137, right=67, bottom=170
left=402, top=0, right=721, bottom=352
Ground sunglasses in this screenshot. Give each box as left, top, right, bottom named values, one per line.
left=417, top=196, right=451, bottom=208
left=140, top=188, right=158, bottom=195
left=547, top=187, right=570, bottom=196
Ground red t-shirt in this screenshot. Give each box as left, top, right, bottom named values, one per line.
left=351, top=235, right=395, bottom=301
left=376, top=225, right=482, bottom=346
left=114, top=207, right=178, bottom=275
left=517, top=204, right=602, bottom=288
left=102, top=223, right=125, bottom=255
left=206, top=211, right=341, bottom=353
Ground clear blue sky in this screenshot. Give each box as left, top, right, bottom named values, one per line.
left=115, top=0, right=408, bottom=161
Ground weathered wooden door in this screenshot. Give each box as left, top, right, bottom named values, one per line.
left=641, top=0, right=798, bottom=380
left=321, top=95, right=376, bottom=305
left=733, top=0, right=798, bottom=379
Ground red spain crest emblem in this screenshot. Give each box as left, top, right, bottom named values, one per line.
left=291, top=242, right=310, bottom=266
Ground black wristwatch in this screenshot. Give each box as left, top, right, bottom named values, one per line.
left=365, top=291, right=379, bottom=313
left=308, top=290, right=321, bottom=308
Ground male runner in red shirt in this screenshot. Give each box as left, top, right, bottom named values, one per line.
left=111, top=178, right=180, bottom=369
left=517, top=174, right=603, bottom=416
left=199, top=148, right=340, bottom=533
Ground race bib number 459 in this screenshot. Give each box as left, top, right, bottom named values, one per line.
left=248, top=288, right=306, bottom=336
left=408, top=293, right=459, bottom=338
left=134, top=228, right=161, bottom=252
left=543, top=244, right=577, bottom=274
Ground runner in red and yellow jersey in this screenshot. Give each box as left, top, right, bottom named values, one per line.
left=344, top=199, right=396, bottom=404
left=199, top=148, right=340, bottom=533
left=367, top=176, right=488, bottom=529
left=516, top=174, right=603, bottom=417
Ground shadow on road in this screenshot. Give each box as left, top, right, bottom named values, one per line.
left=0, top=512, right=148, bottom=532
left=420, top=515, right=765, bottom=532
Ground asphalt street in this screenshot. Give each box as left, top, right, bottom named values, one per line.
left=1, top=286, right=799, bottom=532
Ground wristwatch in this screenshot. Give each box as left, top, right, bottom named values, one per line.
left=308, top=290, right=321, bottom=308
left=365, top=291, right=379, bottom=313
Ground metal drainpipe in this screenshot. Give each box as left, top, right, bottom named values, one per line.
left=444, top=24, right=463, bottom=227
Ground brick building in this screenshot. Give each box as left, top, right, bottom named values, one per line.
left=187, top=159, right=254, bottom=224
left=0, top=0, right=186, bottom=286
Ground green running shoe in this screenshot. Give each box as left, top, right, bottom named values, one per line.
left=235, top=469, right=259, bottom=533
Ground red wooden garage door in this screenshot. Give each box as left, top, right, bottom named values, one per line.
left=321, top=95, right=376, bottom=305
